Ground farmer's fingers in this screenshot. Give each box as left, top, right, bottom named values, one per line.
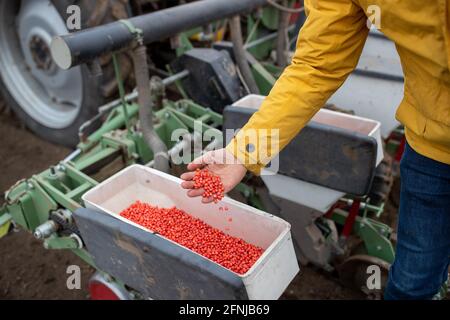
left=180, top=171, right=195, bottom=181
left=181, top=181, right=194, bottom=189
left=187, top=162, right=204, bottom=171
left=201, top=196, right=215, bottom=204
left=187, top=188, right=204, bottom=197
left=187, top=151, right=216, bottom=170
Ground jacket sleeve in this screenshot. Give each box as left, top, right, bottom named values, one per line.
left=226, top=0, right=369, bottom=174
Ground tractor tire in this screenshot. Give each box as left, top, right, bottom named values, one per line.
left=0, top=0, right=132, bottom=147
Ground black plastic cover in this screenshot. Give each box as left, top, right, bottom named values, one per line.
left=172, top=48, right=244, bottom=112
left=223, top=106, right=377, bottom=195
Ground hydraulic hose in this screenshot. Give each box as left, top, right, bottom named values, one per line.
left=229, top=15, right=260, bottom=94
left=131, top=44, right=169, bottom=173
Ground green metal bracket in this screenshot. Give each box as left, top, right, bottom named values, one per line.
left=340, top=197, right=385, bottom=219
left=168, top=107, right=219, bottom=134
left=5, top=188, right=29, bottom=229
left=112, top=53, right=131, bottom=132
left=245, top=16, right=261, bottom=46
left=101, top=131, right=138, bottom=166
left=261, top=6, right=280, bottom=30
left=73, top=145, right=120, bottom=172
left=130, top=132, right=154, bottom=163
left=71, top=249, right=96, bottom=267
left=331, top=208, right=395, bottom=264
left=173, top=100, right=223, bottom=126
left=246, top=16, right=273, bottom=60
left=77, top=103, right=139, bottom=153
left=44, top=234, right=80, bottom=250
left=63, top=163, right=99, bottom=186
left=358, top=218, right=395, bottom=264
left=251, top=61, right=277, bottom=95
left=175, top=33, right=194, bottom=57
left=261, top=0, right=298, bottom=30
left=34, top=163, right=98, bottom=212
left=4, top=179, right=58, bottom=230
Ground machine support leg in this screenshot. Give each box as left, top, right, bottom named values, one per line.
left=341, top=198, right=361, bottom=239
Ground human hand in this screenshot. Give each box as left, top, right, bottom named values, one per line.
left=180, top=148, right=247, bottom=203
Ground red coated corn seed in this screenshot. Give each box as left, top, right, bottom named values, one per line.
left=120, top=201, right=264, bottom=274
left=193, top=169, right=225, bottom=202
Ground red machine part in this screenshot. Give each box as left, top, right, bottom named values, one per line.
left=341, top=199, right=361, bottom=239
left=88, top=272, right=130, bottom=300
left=89, top=282, right=120, bottom=300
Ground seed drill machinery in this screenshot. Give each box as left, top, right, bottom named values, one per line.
left=0, top=0, right=402, bottom=299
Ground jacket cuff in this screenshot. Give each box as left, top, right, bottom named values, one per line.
left=225, top=138, right=264, bottom=176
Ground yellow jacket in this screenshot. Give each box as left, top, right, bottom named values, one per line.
left=227, top=0, right=450, bottom=174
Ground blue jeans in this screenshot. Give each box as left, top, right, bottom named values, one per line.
left=384, top=141, right=450, bottom=300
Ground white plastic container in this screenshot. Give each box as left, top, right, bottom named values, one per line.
left=233, top=94, right=384, bottom=166
left=82, top=164, right=299, bottom=300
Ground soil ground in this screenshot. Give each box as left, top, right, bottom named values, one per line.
left=0, top=95, right=373, bottom=299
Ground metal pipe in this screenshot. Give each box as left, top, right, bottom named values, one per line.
left=97, top=70, right=190, bottom=114
left=276, top=0, right=290, bottom=68
left=244, top=24, right=295, bottom=50
left=62, top=149, right=81, bottom=163
left=340, top=198, right=385, bottom=216
left=162, top=69, right=190, bottom=87
left=229, top=16, right=260, bottom=94
left=146, top=132, right=203, bottom=167
left=132, top=44, right=169, bottom=173
left=51, top=0, right=268, bottom=70
left=78, top=112, right=103, bottom=142
left=98, top=90, right=138, bottom=114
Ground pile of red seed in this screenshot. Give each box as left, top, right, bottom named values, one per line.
left=193, top=169, right=225, bottom=202
left=120, top=201, right=263, bottom=274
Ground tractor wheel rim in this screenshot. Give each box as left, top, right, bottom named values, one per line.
left=0, top=0, right=83, bottom=129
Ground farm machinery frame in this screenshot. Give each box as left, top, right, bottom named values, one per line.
left=0, top=0, right=403, bottom=299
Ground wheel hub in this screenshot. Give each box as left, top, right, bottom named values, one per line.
left=29, top=34, right=55, bottom=73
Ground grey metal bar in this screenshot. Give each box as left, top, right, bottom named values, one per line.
left=51, top=0, right=268, bottom=70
